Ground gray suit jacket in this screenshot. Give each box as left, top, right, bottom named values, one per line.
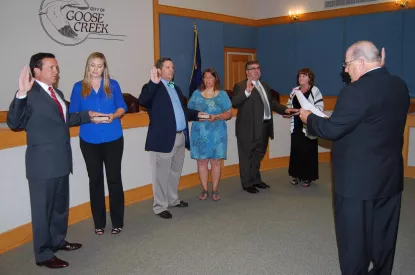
left=7, top=81, right=91, bottom=179
left=232, top=80, right=286, bottom=141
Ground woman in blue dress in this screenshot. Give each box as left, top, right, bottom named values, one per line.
left=188, top=68, right=232, bottom=201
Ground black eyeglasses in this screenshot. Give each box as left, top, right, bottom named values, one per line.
left=342, top=58, right=359, bottom=68
left=247, top=66, right=260, bottom=71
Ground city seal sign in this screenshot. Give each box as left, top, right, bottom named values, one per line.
left=39, top=0, right=126, bottom=46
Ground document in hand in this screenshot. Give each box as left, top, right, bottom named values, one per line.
left=294, top=90, right=328, bottom=118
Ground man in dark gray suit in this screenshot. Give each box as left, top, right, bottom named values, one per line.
left=300, top=41, right=410, bottom=274
left=7, top=53, right=101, bottom=268
left=232, top=61, right=298, bottom=194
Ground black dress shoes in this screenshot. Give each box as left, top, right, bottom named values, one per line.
left=174, top=201, right=189, bottom=207
left=55, top=241, right=82, bottom=251
left=157, top=210, right=172, bottom=219
left=36, top=256, right=69, bottom=268
left=254, top=182, right=270, bottom=189
left=243, top=186, right=259, bottom=193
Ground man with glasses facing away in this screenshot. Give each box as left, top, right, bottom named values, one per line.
left=300, top=41, right=409, bottom=274
left=232, top=61, right=298, bottom=194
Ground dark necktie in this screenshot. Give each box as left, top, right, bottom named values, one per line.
left=254, top=81, right=271, bottom=117
left=48, top=86, right=65, bottom=120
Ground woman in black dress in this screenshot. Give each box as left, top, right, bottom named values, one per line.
left=286, top=68, right=324, bottom=187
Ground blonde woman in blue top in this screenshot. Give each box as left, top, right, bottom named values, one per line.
left=188, top=68, right=232, bottom=201
left=69, top=52, right=127, bottom=235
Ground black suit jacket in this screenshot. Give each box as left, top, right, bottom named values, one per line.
left=307, top=68, right=410, bottom=200
left=139, top=81, right=198, bottom=153
left=232, top=80, right=287, bottom=141
left=7, top=81, right=91, bottom=179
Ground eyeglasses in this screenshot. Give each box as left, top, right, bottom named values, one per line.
left=204, top=76, right=215, bottom=80
left=247, top=66, right=261, bottom=71
left=342, top=58, right=359, bottom=68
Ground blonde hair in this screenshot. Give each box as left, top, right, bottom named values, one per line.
left=81, top=52, right=111, bottom=98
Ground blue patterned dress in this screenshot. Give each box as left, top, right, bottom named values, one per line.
left=188, top=90, right=232, bottom=160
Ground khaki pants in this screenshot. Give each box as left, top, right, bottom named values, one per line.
left=150, top=132, right=185, bottom=214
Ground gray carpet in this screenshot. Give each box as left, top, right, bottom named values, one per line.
left=1, top=164, right=415, bottom=275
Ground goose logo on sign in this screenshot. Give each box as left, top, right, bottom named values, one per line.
left=39, top=0, right=126, bottom=46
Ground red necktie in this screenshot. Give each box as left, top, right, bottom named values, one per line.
left=48, top=86, right=65, bottom=120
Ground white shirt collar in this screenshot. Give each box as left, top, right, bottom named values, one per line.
left=35, top=79, right=52, bottom=93
left=363, top=67, right=381, bottom=76
left=34, top=79, right=67, bottom=121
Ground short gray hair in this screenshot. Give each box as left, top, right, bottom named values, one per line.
left=350, top=41, right=381, bottom=63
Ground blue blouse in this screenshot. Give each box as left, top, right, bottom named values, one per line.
left=69, top=78, right=127, bottom=144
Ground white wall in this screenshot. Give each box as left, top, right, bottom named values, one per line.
left=0, top=0, right=154, bottom=110
left=254, top=0, right=391, bottom=19
left=159, top=0, right=391, bottom=19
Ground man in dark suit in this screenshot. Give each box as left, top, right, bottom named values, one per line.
left=300, top=41, right=410, bottom=274
left=232, top=61, right=298, bottom=193
left=139, top=57, right=201, bottom=219
left=7, top=53, right=99, bottom=268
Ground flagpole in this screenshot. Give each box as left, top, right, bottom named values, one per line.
left=189, top=21, right=202, bottom=98
left=190, top=22, right=198, bottom=85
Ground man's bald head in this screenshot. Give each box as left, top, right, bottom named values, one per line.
left=349, top=41, right=381, bottom=65
left=344, top=41, right=382, bottom=82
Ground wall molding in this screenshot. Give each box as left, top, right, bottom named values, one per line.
left=279, top=95, right=338, bottom=110
left=153, top=0, right=161, bottom=62
left=255, top=2, right=415, bottom=27
left=157, top=3, right=255, bottom=26
left=0, top=111, right=6, bottom=123
left=151, top=0, right=415, bottom=70
left=0, top=152, right=331, bottom=254
left=152, top=1, right=415, bottom=32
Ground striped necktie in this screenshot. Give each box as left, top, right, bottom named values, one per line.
left=48, top=87, right=65, bottom=120
left=254, top=81, right=271, bottom=117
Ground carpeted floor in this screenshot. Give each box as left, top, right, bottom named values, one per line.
left=1, top=164, right=415, bottom=275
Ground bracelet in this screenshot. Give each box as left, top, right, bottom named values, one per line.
left=216, top=114, right=220, bottom=120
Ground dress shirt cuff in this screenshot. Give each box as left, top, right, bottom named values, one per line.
left=245, top=90, right=251, bottom=97
left=16, top=92, right=27, bottom=99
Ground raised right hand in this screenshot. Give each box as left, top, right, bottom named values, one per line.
left=150, top=67, right=161, bottom=84
left=246, top=77, right=254, bottom=93
left=18, top=66, right=34, bottom=97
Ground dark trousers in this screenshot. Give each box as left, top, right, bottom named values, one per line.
left=288, top=131, right=319, bottom=181
left=80, top=136, right=124, bottom=229
left=237, top=120, right=270, bottom=188
left=28, top=175, right=69, bottom=262
left=334, top=193, right=402, bottom=275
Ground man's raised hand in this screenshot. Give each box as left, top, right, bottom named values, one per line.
left=150, top=67, right=161, bottom=84
left=246, top=77, right=254, bottom=93
left=17, top=66, right=34, bottom=97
